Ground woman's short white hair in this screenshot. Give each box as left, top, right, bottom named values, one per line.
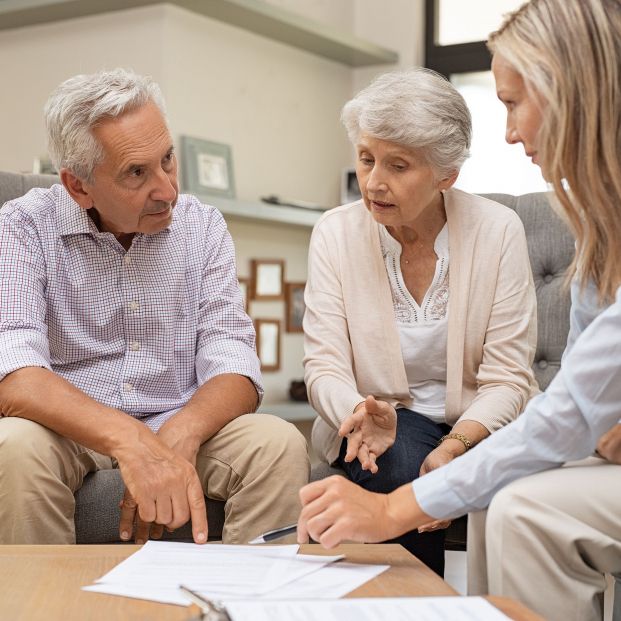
left=341, top=68, right=471, bottom=177
left=44, top=68, right=167, bottom=182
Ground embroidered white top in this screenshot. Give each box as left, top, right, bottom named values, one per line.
left=379, top=223, right=449, bottom=422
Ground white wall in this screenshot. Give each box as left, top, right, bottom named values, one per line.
left=0, top=1, right=425, bottom=404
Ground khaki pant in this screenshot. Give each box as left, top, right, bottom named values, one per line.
left=467, top=457, right=621, bottom=621
left=0, top=413, right=310, bottom=544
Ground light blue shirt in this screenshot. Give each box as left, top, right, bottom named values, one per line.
left=413, top=279, right=621, bottom=519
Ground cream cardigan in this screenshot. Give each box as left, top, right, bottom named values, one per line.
left=304, top=188, right=539, bottom=464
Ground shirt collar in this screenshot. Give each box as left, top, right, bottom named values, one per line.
left=56, top=184, right=99, bottom=237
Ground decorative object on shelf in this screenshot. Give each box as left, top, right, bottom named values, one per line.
left=181, top=135, right=235, bottom=198
left=288, top=379, right=309, bottom=402
left=341, top=167, right=362, bottom=204
left=32, top=155, right=56, bottom=175
left=260, top=195, right=326, bottom=212
left=285, top=282, right=306, bottom=333
left=250, top=259, right=284, bottom=300
left=254, top=319, right=281, bottom=372
left=237, top=277, right=250, bottom=312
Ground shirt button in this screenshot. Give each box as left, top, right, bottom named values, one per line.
left=128, top=301, right=139, bottom=311
left=124, top=254, right=131, bottom=265
left=123, top=382, right=133, bottom=393
left=129, top=341, right=141, bottom=352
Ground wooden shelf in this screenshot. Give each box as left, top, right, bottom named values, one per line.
left=258, top=401, right=316, bottom=422
left=0, top=0, right=398, bottom=67
left=199, top=193, right=324, bottom=228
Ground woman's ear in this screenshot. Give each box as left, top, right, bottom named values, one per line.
left=438, top=170, right=459, bottom=191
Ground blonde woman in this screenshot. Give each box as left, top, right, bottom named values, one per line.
left=298, top=1, right=621, bottom=619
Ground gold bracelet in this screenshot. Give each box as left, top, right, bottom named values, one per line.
left=438, top=432, right=472, bottom=451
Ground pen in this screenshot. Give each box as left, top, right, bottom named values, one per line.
left=179, top=584, right=230, bottom=620
left=249, top=523, right=297, bottom=544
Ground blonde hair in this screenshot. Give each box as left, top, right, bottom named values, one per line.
left=489, top=0, right=621, bottom=302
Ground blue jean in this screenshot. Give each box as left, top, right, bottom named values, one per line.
left=336, top=408, right=450, bottom=576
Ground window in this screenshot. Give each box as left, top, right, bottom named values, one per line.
left=425, top=0, right=546, bottom=194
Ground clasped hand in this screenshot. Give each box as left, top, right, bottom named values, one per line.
left=116, top=427, right=207, bottom=545
left=338, top=395, right=397, bottom=473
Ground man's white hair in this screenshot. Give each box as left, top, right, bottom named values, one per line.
left=44, top=68, right=167, bottom=181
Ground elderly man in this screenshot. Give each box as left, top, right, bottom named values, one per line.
left=0, top=68, right=309, bottom=545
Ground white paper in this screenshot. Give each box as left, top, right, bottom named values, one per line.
left=255, top=562, right=389, bottom=600
left=224, top=597, right=511, bottom=621
left=83, top=542, right=365, bottom=606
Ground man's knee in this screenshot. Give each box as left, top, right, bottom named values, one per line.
left=241, top=414, right=309, bottom=475
left=0, top=417, right=56, bottom=470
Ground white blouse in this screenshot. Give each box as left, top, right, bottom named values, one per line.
left=379, top=223, right=449, bottom=423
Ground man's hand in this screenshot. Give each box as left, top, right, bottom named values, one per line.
left=116, top=432, right=207, bottom=545
left=297, top=475, right=430, bottom=549
left=597, top=424, right=621, bottom=464
left=338, top=396, right=397, bottom=473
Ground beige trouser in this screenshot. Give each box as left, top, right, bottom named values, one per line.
left=0, top=413, right=310, bottom=544
left=467, top=457, right=621, bottom=621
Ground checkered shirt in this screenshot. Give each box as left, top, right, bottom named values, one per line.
left=0, top=184, right=263, bottom=430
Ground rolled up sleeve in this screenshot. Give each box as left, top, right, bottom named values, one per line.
left=0, top=211, right=51, bottom=382
left=194, top=210, right=263, bottom=402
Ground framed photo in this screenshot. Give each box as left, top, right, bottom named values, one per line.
left=181, top=135, right=235, bottom=198
left=255, top=319, right=281, bottom=372
left=251, top=259, right=284, bottom=300
left=285, top=282, right=306, bottom=333
left=341, top=167, right=362, bottom=204
left=237, top=277, right=250, bottom=312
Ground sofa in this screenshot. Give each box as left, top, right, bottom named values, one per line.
left=0, top=172, right=575, bottom=543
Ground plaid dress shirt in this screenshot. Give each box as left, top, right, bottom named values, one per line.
left=0, top=184, right=263, bottom=430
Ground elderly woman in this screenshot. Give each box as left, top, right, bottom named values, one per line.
left=303, top=68, right=538, bottom=575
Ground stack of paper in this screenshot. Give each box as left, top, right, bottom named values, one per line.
left=83, top=541, right=389, bottom=606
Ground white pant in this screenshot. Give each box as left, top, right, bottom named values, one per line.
left=468, top=457, right=621, bottom=621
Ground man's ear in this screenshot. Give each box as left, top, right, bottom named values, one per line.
left=438, top=170, right=459, bottom=192
left=60, top=169, right=92, bottom=210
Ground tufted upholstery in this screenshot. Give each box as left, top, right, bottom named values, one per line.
left=483, top=192, right=574, bottom=390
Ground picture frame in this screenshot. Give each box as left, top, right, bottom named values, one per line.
left=250, top=259, right=284, bottom=301
left=237, top=277, right=250, bottom=312
left=341, top=167, right=362, bottom=204
left=285, top=282, right=306, bottom=333
left=181, top=135, right=235, bottom=198
left=254, top=319, right=281, bottom=372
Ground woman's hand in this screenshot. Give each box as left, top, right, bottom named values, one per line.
left=338, top=396, right=397, bottom=473
left=596, top=424, right=621, bottom=464
left=297, top=475, right=431, bottom=548
left=416, top=446, right=459, bottom=532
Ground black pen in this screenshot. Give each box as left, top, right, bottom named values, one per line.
left=249, top=523, right=297, bottom=544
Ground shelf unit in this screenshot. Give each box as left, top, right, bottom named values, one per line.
left=197, top=193, right=325, bottom=228
left=0, top=0, right=398, bottom=67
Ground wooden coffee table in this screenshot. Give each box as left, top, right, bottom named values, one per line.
left=0, top=544, right=542, bottom=620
